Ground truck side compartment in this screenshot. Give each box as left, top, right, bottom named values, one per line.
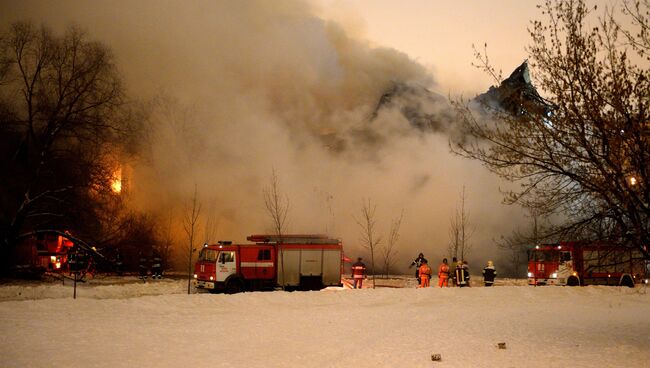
left=194, top=234, right=343, bottom=293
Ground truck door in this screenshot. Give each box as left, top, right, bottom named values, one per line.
left=256, top=247, right=274, bottom=279
left=216, top=250, right=237, bottom=282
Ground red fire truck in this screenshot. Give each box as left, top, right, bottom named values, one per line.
left=11, top=230, right=105, bottom=278
left=12, top=232, right=75, bottom=274
left=193, top=234, right=343, bottom=293
left=528, top=241, right=649, bottom=287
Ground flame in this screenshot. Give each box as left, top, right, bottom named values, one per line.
left=111, top=168, right=122, bottom=194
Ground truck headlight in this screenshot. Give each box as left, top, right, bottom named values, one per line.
left=193, top=274, right=198, bottom=279
left=209, top=276, right=214, bottom=281
left=551, top=273, right=557, bottom=278
left=527, top=272, right=533, bottom=278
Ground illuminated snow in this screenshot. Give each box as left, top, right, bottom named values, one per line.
left=0, top=276, right=649, bottom=368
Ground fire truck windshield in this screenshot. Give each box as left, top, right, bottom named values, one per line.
left=198, top=248, right=218, bottom=262
left=530, top=250, right=559, bottom=262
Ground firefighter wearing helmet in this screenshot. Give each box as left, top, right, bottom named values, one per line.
left=455, top=260, right=470, bottom=287
left=409, top=253, right=428, bottom=284
left=483, top=260, right=496, bottom=287
left=438, top=258, right=450, bottom=287
left=418, top=259, right=432, bottom=288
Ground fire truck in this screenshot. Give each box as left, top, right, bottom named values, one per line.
left=11, top=230, right=105, bottom=278
left=193, top=234, right=343, bottom=293
left=12, top=232, right=75, bottom=274
left=528, top=241, right=649, bottom=287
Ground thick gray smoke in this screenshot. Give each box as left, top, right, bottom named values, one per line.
left=3, top=0, right=526, bottom=273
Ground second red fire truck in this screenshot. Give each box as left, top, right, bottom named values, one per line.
left=12, top=232, right=75, bottom=274
left=528, top=241, right=649, bottom=287
left=193, top=234, right=343, bottom=293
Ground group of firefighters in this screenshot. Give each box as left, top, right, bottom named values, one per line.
left=138, top=252, right=163, bottom=280
left=350, top=253, right=497, bottom=288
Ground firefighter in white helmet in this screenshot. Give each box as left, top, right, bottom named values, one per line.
left=483, top=260, right=496, bottom=287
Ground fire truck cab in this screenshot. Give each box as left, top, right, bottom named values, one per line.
left=193, top=234, right=343, bottom=293
left=528, top=242, right=649, bottom=287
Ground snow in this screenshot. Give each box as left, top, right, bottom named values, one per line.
left=1, top=276, right=649, bottom=368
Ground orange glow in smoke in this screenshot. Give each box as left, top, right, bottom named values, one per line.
left=111, top=168, right=122, bottom=194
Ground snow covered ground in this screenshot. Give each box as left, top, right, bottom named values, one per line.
left=1, top=276, right=649, bottom=368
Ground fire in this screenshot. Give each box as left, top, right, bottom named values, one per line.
left=111, top=168, right=122, bottom=194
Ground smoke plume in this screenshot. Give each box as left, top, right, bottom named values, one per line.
left=3, top=0, right=526, bottom=273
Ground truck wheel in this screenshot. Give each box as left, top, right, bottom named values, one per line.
left=225, top=279, right=243, bottom=294
left=620, top=275, right=634, bottom=288
left=567, top=276, right=580, bottom=286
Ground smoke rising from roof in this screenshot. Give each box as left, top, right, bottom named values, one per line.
left=3, top=0, right=526, bottom=273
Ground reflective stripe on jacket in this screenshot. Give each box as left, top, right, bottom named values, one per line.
left=419, top=264, right=431, bottom=278
left=352, top=263, right=366, bottom=279
left=438, top=263, right=450, bottom=276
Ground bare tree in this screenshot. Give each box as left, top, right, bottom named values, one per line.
left=381, top=210, right=403, bottom=277
left=0, top=22, right=139, bottom=273
left=158, top=210, right=175, bottom=273
left=448, top=187, right=473, bottom=261
left=617, top=0, right=650, bottom=56
left=183, top=185, right=201, bottom=294
left=496, top=209, right=541, bottom=277
left=203, top=207, right=221, bottom=245
left=354, top=198, right=382, bottom=288
left=452, top=0, right=650, bottom=257
left=263, top=168, right=290, bottom=238
left=263, top=168, right=289, bottom=287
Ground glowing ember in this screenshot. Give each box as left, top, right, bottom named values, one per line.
left=111, top=168, right=122, bottom=193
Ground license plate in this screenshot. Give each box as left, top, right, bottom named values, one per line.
left=196, top=281, right=215, bottom=289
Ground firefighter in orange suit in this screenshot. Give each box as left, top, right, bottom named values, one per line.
left=438, top=258, right=450, bottom=287
left=418, top=259, right=432, bottom=288
left=351, top=257, right=367, bottom=289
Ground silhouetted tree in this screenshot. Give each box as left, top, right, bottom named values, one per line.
left=263, top=168, right=290, bottom=287
left=183, top=185, right=201, bottom=294
left=355, top=198, right=381, bottom=288
left=453, top=0, right=649, bottom=256
left=0, top=22, right=137, bottom=272
left=448, top=187, right=473, bottom=261
left=381, top=210, right=403, bottom=277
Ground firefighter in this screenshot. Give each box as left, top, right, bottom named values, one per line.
left=351, top=257, right=367, bottom=289
left=462, top=261, right=471, bottom=286
left=138, top=253, right=148, bottom=281
left=418, top=259, right=432, bottom=288
left=115, top=251, right=123, bottom=276
left=437, top=258, right=450, bottom=287
left=482, top=260, right=496, bottom=287
left=151, top=252, right=163, bottom=279
left=68, top=250, right=79, bottom=276
left=449, top=257, right=458, bottom=286
left=455, top=260, right=470, bottom=287
left=409, top=253, right=428, bottom=284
